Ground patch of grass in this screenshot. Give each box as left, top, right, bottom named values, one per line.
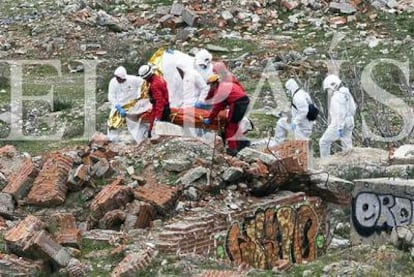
left=210, top=38, right=260, bottom=55
left=246, top=113, right=277, bottom=139
left=53, top=98, right=73, bottom=112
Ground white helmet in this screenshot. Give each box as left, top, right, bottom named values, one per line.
left=114, top=66, right=127, bottom=79
left=284, top=78, right=299, bottom=95
left=138, top=64, right=153, bottom=79
left=323, top=74, right=341, bottom=91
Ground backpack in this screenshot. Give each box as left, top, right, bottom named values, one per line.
left=291, top=90, right=319, bottom=121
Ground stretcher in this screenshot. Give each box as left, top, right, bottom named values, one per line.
left=137, top=107, right=227, bottom=131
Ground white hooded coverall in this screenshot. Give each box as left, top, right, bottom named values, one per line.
left=107, top=73, right=144, bottom=142
left=292, top=89, right=314, bottom=140
left=319, top=86, right=356, bottom=158
left=274, top=116, right=292, bottom=145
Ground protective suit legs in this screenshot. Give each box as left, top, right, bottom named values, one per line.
left=319, top=124, right=353, bottom=158
left=295, top=121, right=313, bottom=140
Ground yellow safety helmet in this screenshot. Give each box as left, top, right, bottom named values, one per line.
left=207, top=74, right=220, bottom=85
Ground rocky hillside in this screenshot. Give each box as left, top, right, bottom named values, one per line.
left=1, top=0, right=414, bottom=276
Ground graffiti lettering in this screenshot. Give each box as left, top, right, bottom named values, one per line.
left=352, top=192, right=414, bottom=237
left=225, top=204, right=325, bottom=269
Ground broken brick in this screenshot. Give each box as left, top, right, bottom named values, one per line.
left=99, top=209, right=126, bottom=230
left=158, top=14, right=176, bottom=29
left=201, top=270, right=246, bottom=277
left=51, top=213, right=81, bottom=249
left=0, top=253, right=46, bottom=276
left=89, top=178, right=133, bottom=221
left=90, top=131, right=109, bottom=147
left=329, top=16, right=347, bottom=26
left=2, top=158, right=34, bottom=200
left=124, top=200, right=155, bottom=230
left=67, top=164, right=90, bottom=191
left=133, top=183, right=178, bottom=212
left=4, top=215, right=45, bottom=258
left=281, top=0, right=299, bottom=11
left=111, top=249, right=156, bottom=277
left=26, top=230, right=72, bottom=267
left=0, top=145, right=17, bottom=157
left=26, top=153, right=74, bottom=207
left=265, top=140, right=310, bottom=172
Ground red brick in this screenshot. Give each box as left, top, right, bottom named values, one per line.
left=26, top=154, right=73, bottom=206
left=4, top=215, right=45, bottom=257
left=99, top=209, right=126, bottom=229
left=51, top=213, right=81, bottom=249
left=133, top=183, right=178, bottom=211
left=0, top=145, right=17, bottom=157
left=265, top=140, right=309, bottom=172
left=89, top=178, right=133, bottom=221
left=0, top=215, right=7, bottom=230
left=90, top=132, right=109, bottom=146
left=111, top=249, right=156, bottom=277
left=68, top=164, right=90, bottom=191
left=26, top=230, right=71, bottom=267
left=2, top=158, right=34, bottom=200
left=201, top=270, right=246, bottom=277
left=0, top=253, right=46, bottom=276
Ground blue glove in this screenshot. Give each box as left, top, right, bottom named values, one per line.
left=194, top=102, right=210, bottom=109
left=290, top=123, right=296, bottom=131
left=203, top=118, right=211, bottom=125
left=337, top=129, right=344, bottom=138
left=115, top=104, right=126, bottom=117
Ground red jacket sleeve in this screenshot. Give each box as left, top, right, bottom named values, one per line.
left=208, top=101, right=227, bottom=121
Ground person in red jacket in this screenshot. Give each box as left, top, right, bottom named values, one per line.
left=138, top=64, right=170, bottom=138
left=203, top=74, right=250, bottom=156
left=212, top=61, right=244, bottom=89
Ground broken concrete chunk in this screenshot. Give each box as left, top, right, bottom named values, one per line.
left=182, top=8, right=198, bottom=26
left=221, top=10, right=234, bottom=21
left=222, top=167, right=244, bottom=182
left=205, top=44, right=230, bottom=52
left=329, top=2, right=357, bottom=14
left=162, top=159, right=191, bottom=172
left=0, top=192, right=15, bottom=218
left=170, top=3, right=184, bottom=16
left=156, top=5, right=170, bottom=15
left=177, top=166, right=208, bottom=185
left=391, top=144, right=414, bottom=164
left=238, top=147, right=276, bottom=166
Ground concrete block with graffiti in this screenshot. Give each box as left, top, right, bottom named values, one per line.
left=351, top=178, right=414, bottom=246
left=156, top=192, right=329, bottom=270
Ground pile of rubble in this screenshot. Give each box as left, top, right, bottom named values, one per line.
left=0, top=133, right=356, bottom=275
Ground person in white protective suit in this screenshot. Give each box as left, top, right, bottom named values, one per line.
left=273, top=111, right=293, bottom=146
left=285, top=78, right=314, bottom=140
left=319, top=74, right=357, bottom=158
left=107, top=66, right=146, bottom=142
left=176, top=62, right=210, bottom=108
left=194, top=49, right=213, bottom=82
